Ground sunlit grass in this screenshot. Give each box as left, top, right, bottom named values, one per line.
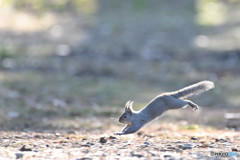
left=196, top=0, right=226, bottom=26
left=0, top=0, right=97, bottom=32
left=74, top=0, right=98, bottom=15
left=0, top=6, right=55, bottom=32
left=1, top=0, right=98, bottom=14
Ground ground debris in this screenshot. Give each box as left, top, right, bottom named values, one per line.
left=108, top=136, right=117, bottom=140
left=0, top=127, right=239, bottom=159
left=191, top=137, right=198, bottom=140
left=15, top=153, right=24, bottom=159
left=19, top=145, right=32, bottom=151
left=130, top=151, right=144, bottom=158
left=178, top=144, right=193, bottom=150
left=99, top=137, right=107, bottom=143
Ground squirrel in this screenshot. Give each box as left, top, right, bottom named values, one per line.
left=114, top=80, right=215, bottom=135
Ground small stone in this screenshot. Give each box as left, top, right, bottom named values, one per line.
left=86, top=142, right=94, bottom=146
left=232, top=148, right=239, bottom=152
left=199, top=144, right=209, bottom=148
left=56, top=146, right=63, bottom=149
left=139, top=144, right=148, bottom=148
left=130, top=152, right=144, bottom=158
left=81, top=144, right=90, bottom=147
left=81, top=137, right=87, bottom=141
left=160, top=148, right=173, bottom=151
left=99, top=137, right=107, bottom=143
left=167, top=146, right=177, bottom=150
left=34, top=135, right=42, bottom=139
left=215, top=138, right=227, bottom=142
left=108, top=136, right=117, bottom=140
left=178, top=144, right=192, bottom=150
left=16, top=153, right=23, bottom=159
left=137, top=131, right=144, bottom=136
left=76, top=158, right=92, bottom=160
left=164, top=155, right=171, bottom=158
left=176, top=148, right=182, bottom=153
left=143, top=141, right=150, bottom=145
left=191, top=137, right=198, bottom=140
left=62, top=143, right=68, bottom=146
left=20, top=145, right=32, bottom=151
left=55, top=133, right=61, bottom=137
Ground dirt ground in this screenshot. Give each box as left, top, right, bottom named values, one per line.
left=0, top=122, right=239, bottom=160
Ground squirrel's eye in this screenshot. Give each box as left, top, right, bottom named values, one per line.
left=123, top=115, right=127, bottom=118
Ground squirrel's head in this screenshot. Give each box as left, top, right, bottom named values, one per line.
left=119, top=101, right=134, bottom=124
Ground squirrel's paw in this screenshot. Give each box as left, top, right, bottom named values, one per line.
left=114, top=132, right=124, bottom=135
left=192, top=105, right=199, bottom=111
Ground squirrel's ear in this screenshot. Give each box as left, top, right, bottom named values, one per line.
left=127, top=106, right=132, bottom=115
left=125, top=100, right=131, bottom=111
left=125, top=101, right=131, bottom=108
left=128, top=101, right=133, bottom=109
left=127, top=101, right=133, bottom=115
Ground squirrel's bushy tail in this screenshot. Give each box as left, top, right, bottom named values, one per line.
left=171, top=80, right=214, bottom=99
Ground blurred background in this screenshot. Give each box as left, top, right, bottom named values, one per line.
left=0, top=0, right=239, bottom=131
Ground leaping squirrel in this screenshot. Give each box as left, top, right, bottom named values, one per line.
left=115, top=80, right=214, bottom=135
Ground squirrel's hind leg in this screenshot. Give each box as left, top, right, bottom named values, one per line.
left=168, top=97, right=188, bottom=110
left=168, top=97, right=198, bottom=110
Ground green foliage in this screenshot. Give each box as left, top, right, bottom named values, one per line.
left=1, top=0, right=97, bottom=14
left=0, top=47, right=12, bottom=60
left=133, top=0, right=146, bottom=11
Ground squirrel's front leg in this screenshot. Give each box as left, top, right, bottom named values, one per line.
left=115, top=124, right=142, bottom=135
left=114, top=125, right=129, bottom=135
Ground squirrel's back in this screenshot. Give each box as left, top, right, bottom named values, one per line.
left=169, top=80, right=214, bottom=99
